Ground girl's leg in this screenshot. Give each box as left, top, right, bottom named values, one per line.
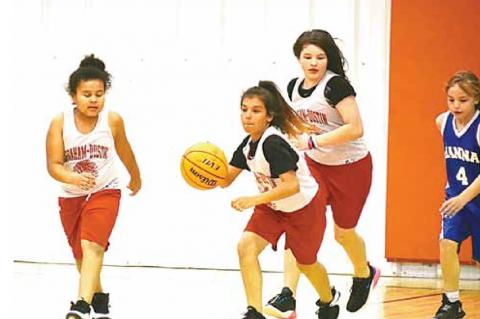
left=334, top=224, right=369, bottom=277
left=440, top=239, right=460, bottom=292
left=238, top=231, right=269, bottom=312
left=77, top=239, right=105, bottom=303
left=297, top=261, right=340, bottom=319
left=335, top=224, right=381, bottom=313
left=431, top=239, right=466, bottom=318
left=75, top=259, right=103, bottom=293
left=297, top=261, right=332, bottom=303
left=283, top=249, right=301, bottom=295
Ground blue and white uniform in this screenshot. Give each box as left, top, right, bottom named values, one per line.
left=441, top=110, right=480, bottom=262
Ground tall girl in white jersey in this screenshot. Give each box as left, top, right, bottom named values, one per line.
left=432, top=71, right=480, bottom=319
left=264, top=30, right=380, bottom=318
left=221, top=81, right=340, bottom=319
left=46, top=55, right=141, bottom=319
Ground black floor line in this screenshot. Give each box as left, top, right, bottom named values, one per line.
left=382, top=292, right=442, bottom=304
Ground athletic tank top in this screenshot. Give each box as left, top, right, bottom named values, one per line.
left=60, top=108, right=119, bottom=197
left=442, top=110, right=480, bottom=212
left=289, top=70, right=368, bottom=165
left=243, top=126, right=318, bottom=212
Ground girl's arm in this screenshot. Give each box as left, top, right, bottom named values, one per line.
left=313, top=96, right=364, bottom=147
left=435, top=112, right=448, bottom=131
left=231, top=170, right=299, bottom=211
left=291, top=96, right=363, bottom=149
left=220, top=165, right=243, bottom=188
left=441, top=175, right=480, bottom=217
left=109, top=111, right=141, bottom=195
left=46, top=114, right=95, bottom=190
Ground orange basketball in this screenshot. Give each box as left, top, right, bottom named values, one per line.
left=180, top=142, right=228, bottom=190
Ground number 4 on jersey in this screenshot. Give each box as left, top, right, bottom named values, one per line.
left=456, top=166, right=469, bottom=185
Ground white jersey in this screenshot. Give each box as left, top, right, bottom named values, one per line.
left=290, top=70, right=369, bottom=165
left=243, top=126, right=318, bottom=213
left=60, top=108, right=119, bottom=197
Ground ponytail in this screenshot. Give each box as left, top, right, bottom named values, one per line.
left=241, top=81, right=315, bottom=138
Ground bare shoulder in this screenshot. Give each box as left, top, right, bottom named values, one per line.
left=108, top=111, right=126, bottom=138
left=435, top=111, right=448, bottom=130
left=49, top=112, right=64, bottom=131
left=108, top=110, right=126, bottom=128
left=108, top=110, right=124, bottom=124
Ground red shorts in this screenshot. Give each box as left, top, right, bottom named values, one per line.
left=58, top=189, right=121, bottom=259
left=245, top=191, right=326, bottom=265
left=305, top=153, right=372, bottom=229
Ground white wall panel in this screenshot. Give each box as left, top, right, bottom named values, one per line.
left=8, top=0, right=392, bottom=274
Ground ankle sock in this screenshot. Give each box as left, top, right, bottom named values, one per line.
left=446, top=291, right=459, bottom=302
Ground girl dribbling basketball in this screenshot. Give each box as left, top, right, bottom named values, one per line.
left=46, top=54, right=141, bottom=319
left=221, top=81, right=339, bottom=319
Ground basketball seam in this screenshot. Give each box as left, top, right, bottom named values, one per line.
left=183, top=150, right=228, bottom=169
left=182, top=155, right=226, bottom=180
left=180, top=163, right=211, bottom=190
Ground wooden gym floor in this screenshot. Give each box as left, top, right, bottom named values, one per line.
left=11, top=261, right=479, bottom=318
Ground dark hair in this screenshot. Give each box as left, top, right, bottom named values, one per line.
left=67, top=54, right=112, bottom=95
left=293, top=29, right=348, bottom=78
left=445, top=71, right=480, bottom=107
left=241, top=81, right=314, bottom=137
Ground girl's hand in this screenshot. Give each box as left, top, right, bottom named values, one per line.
left=231, top=196, right=258, bottom=211
left=72, top=172, right=96, bottom=191
left=127, top=177, right=142, bottom=196
left=440, top=195, right=467, bottom=217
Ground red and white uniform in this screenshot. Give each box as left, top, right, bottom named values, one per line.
left=59, top=108, right=121, bottom=259
left=287, top=71, right=372, bottom=228
left=61, top=108, right=119, bottom=197
left=231, top=126, right=327, bottom=264
left=290, top=70, right=368, bottom=165
left=242, top=126, right=318, bottom=212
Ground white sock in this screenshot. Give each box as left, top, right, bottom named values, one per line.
left=446, top=291, right=459, bottom=302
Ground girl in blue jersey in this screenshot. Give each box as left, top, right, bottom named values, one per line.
left=433, top=70, right=480, bottom=319
left=221, top=81, right=339, bottom=319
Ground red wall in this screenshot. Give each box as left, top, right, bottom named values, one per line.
left=386, top=0, right=480, bottom=262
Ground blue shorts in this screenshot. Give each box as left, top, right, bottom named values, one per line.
left=441, top=205, right=480, bottom=262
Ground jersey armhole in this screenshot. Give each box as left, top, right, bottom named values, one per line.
left=476, top=122, right=480, bottom=147
left=287, top=77, right=298, bottom=101
left=58, top=111, right=68, bottom=137
left=60, top=111, right=65, bottom=129
left=439, top=112, right=449, bottom=136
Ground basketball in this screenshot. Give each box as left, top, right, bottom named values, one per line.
left=180, top=142, right=228, bottom=190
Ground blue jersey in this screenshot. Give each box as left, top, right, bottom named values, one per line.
left=442, top=110, right=480, bottom=212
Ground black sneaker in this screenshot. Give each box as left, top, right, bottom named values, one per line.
left=91, top=292, right=111, bottom=319
left=432, top=294, right=466, bottom=319
left=316, top=287, right=340, bottom=319
left=66, top=299, right=91, bottom=319
left=242, top=306, right=266, bottom=319
left=264, top=287, right=296, bottom=319
left=346, top=263, right=380, bottom=312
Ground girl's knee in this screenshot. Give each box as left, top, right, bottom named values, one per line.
left=439, top=239, right=458, bottom=253
left=334, top=232, right=345, bottom=244
left=334, top=227, right=354, bottom=244
left=237, top=237, right=258, bottom=259
left=81, top=240, right=105, bottom=256
left=296, top=261, right=316, bottom=272
left=237, top=232, right=268, bottom=260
